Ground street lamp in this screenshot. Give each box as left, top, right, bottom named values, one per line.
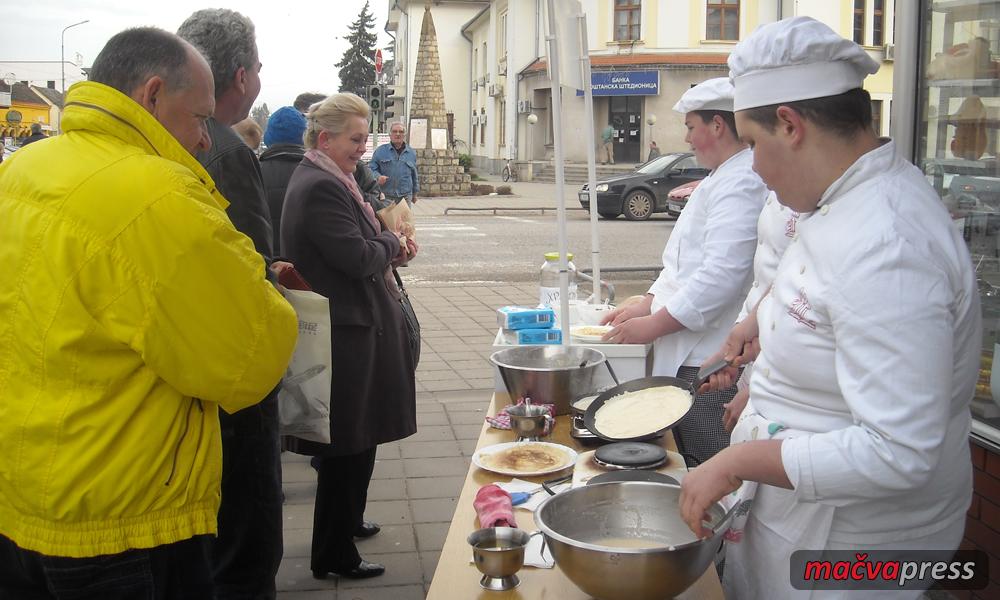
left=61, top=20, right=89, bottom=117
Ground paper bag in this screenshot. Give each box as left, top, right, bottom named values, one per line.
left=377, top=199, right=415, bottom=239
left=277, top=289, right=332, bottom=444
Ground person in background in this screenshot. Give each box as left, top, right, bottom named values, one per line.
left=647, top=140, right=661, bottom=162
left=178, top=9, right=282, bottom=599
left=600, top=122, right=615, bottom=164
left=234, top=118, right=262, bottom=152
left=680, top=18, right=980, bottom=599
left=602, top=78, right=767, bottom=467
left=370, top=121, right=419, bottom=207
left=260, top=106, right=307, bottom=255
left=294, top=92, right=327, bottom=115
left=20, top=122, right=47, bottom=147
left=281, top=93, right=417, bottom=581
left=0, top=27, right=297, bottom=598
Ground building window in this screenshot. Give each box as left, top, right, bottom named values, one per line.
left=871, top=99, right=883, bottom=136
left=499, top=12, right=507, bottom=61
left=480, top=109, right=486, bottom=146
left=873, top=0, right=886, bottom=46
left=706, top=1, right=740, bottom=41
left=853, top=0, right=866, bottom=45
left=472, top=115, right=477, bottom=145
left=614, top=0, right=641, bottom=42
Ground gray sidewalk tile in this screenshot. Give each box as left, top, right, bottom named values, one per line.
left=365, top=478, right=407, bottom=501
left=446, top=411, right=489, bottom=426
left=415, top=411, right=450, bottom=426
left=405, top=475, right=466, bottom=499
left=283, top=502, right=316, bottom=530
left=282, top=528, right=311, bottom=559
left=337, top=585, right=426, bottom=600
left=452, top=424, right=486, bottom=440
left=402, top=456, right=471, bottom=478
left=364, top=500, right=411, bottom=527
left=277, top=559, right=336, bottom=592
left=355, top=524, right=417, bottom=554
left=458, top=439, right=480, bottom=456
left=413, top=522, right=451, bottom=552
left=420, top=551, right=442, bottom=585
left=403, top=425, right=454, bottom=442
left=375, top=444, right=400, bottom=460
left=410, top=497, right=460, bottom=523
left=371, top=459, right=403, bottom=480
left=420, top=380, right=471, bottom=392
left=399, top=440, right=462, bottom=459
left=283, top=461, right=319, bottom=484
left=283, top=481, right=318, bottom=505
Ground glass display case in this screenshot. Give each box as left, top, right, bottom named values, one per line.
left=916, top=0, right=1000, bottom=432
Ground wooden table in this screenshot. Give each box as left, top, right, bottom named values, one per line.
left=425, top=394, right=724, bottom=600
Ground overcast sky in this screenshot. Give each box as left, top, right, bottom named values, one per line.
left=2, top=0, right=392, bottom=112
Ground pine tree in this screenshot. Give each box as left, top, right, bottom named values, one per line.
left=251, top=103, right=270, bottom=131
left=335, top=1, right=377, bottom=97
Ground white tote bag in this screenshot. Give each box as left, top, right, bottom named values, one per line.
left=277, top=289, right=332, bottom=443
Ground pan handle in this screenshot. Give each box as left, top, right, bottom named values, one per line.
left=541, top=473, right=572, bottom=496
left=702, top=500, right=740, bottom=538
left=695, top=357, right=732, bottom=389
left=604, top=360, right=620, bottom=386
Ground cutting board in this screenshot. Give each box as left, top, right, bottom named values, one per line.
left=571, top=449, right=689, bottom=487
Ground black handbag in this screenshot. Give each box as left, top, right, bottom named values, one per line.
left=393, top=269, right=420, bottom=370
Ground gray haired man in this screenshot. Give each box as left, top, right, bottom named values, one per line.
left=179, top=10, right=282, bottom=600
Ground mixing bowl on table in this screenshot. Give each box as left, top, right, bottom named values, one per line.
left=490, top=346, right=609, bottom=415
left=534, top=482, right=735, bottom=600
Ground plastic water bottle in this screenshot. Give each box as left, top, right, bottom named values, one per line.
left=539, top=252, right=578, bottom=307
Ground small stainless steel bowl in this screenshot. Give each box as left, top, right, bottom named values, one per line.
left=507, top=404, right=549, bottom=441
left=467, top=527, right=533, bottom=591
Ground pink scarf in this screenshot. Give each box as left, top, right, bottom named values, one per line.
left=305, top=148, right=380, bottom=233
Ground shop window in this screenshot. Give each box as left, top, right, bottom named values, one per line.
left=480, top=109, right=486, bottom=146
left=706, top=0, right=739, bottom=41
left=499, top=101, right=506, bottom=148
left=853, top=0, right=866, bottom=45
left=614, top=0, right=641, bottom=42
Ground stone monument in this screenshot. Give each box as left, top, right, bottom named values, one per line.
left=407, top=3, right=471, bottom=196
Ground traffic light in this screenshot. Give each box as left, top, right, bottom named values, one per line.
left=382, top=87, right=396, bottom=122
left=368, top=84, right=382, bottom=130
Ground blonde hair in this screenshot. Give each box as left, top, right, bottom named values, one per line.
left=304, top=93, right=370, bottom=149
left=233, top=118, right=262, bottom=149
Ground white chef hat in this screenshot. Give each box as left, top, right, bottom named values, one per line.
left=672, top=77, right=734, bottom=114
left=728, top=16, right=879, bottom=111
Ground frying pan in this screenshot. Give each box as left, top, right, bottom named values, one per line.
left=582, top=358, right=731, bottom=443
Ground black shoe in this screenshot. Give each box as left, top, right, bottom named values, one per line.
left=323, top=560, right=385, bottom=579
left=354, top=521, right=381, bottom=538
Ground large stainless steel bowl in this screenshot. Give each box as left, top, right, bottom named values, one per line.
left=490, top=346, right=607, bottom=415
left=534, top=482, right=733, bottom=600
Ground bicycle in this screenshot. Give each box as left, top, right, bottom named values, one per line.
left=501, top=158, right=517, bottom=182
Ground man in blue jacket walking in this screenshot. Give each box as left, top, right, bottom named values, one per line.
left=371, top=121, right=419, bottom=206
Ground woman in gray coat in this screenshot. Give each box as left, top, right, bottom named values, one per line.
left=280, top=93, right=417, bottom=580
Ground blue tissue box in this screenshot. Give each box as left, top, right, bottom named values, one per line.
left=497, top=306, right=555, bottom=330
left=516, top=328, right=562, bottom=345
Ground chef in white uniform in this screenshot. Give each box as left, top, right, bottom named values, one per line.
left=603, top=77, right=768, bottom=465
left=679, top=17, right=981, bottom=599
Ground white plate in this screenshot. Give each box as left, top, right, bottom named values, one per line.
left=571, top=325, right=613, bottom=343
left=473, top=441, right=578, bottom=477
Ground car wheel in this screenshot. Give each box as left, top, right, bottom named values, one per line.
left=598, top=211, right=619, bottom=220
left=624, top=191, right=654, bottom=221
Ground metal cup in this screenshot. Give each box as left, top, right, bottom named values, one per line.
left=507, top=404, right=550, bottom=441
left=467, top=527, right=532, bottom=591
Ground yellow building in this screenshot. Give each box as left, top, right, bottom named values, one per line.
left=1, top=82, right=57, bottom=142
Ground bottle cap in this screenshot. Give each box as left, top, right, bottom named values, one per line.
left=544, top=252, right=574, bottom=261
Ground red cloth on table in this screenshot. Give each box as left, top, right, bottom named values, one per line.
left=474, top=484, right=517, bottom=528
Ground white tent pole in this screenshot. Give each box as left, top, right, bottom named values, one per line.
left=577, top=13, right=600, bottom=304
left=545, top=0, right=571, bottom=343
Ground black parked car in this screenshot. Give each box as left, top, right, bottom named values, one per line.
left=578, top=152, right=710, bottom=220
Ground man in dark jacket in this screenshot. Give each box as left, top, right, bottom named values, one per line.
left=260, top=106, right=306, bottom=255
left=20, top=123, right=47, bottom=147
left=178, top=9, right=282, bottom=600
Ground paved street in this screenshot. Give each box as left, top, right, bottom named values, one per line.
left=275, top=177, right=670, bottom=598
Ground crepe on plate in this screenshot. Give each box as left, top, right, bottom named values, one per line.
left=480, top=443, right=568, bottom=472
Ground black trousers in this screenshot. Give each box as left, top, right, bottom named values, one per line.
left=0, top=533, right=213, bottom=600
left=311, top=447, right=378, bottom=572
left=212, top=392, right=283, bottom=600
left=672, top=365, right=740, bottom=467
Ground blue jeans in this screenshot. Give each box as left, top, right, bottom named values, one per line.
left=212, top=390, right=283, bottom=600
left=0, top=533, right=214, bottom=599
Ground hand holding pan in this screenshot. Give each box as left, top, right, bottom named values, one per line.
left=583, top=361, right=733, bottom=443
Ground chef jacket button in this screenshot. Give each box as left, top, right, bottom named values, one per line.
left=763, top=367, right=771, bottom=377
left=771, top=322, right=776, bottom=330
left=752, top=280, right=759, bottom=288
left=779, top=205, right=785, bottom=212
left=792, top=234, right=799, bottom=242
left=370, top=275, right=377, bottom=283
left=759, top=239, right=764, bottom=246
left=766, top=198, right=772, bottom=206
left=821, top=205, right=830, bottom=215
left=800, top=266, right=806, bottom=274
left=376, top=328, right=384, bottom=336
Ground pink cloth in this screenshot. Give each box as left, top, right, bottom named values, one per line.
left=304, top=148, right=380, bottom=233
left=474, top=484, right=517, bottom=528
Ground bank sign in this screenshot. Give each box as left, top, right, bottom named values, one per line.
left=577, top=71, right=659, bottom=96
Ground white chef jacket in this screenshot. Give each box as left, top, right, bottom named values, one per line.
left=648, top=148, right=767, bottom=376
left=737, top=191, right=802, bottom=322
left=750, top=140, right=981, bottom=545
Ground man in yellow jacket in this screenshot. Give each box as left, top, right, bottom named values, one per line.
left=0, top=27, right=297, bottom=598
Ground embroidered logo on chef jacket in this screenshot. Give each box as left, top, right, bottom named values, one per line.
left=784, top=212, right=800, bottom=238
left=788, top=287, right=817, bottom=330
